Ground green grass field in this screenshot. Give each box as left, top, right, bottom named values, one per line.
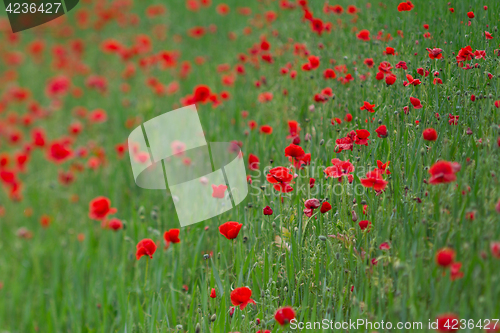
left=0, top=0, right=499, bottom=332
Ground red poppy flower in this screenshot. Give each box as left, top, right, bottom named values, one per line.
left=456, top=46, right=474, bottom=64
left=433, top=78, right=443, bottom=85
left=287, top=120, right=301, bottom=138
left=260, top=125, right=273, bottom=134
left=428, top=161, right=461, bottom=184
left=467, top=11, right=474, bottom=19
left=263, top=205, right=273, bottom=215
left=485, top=31, right=493, bottom=40
left=410, top=97, right=423, bottom=109
left=248, top=154, right=260, bottom=170
left=266, top=167, right=294, bottom=192
left=397, top=1, right=414, bottom=12
left=358, top=220, right=372, bottom=231
left=230, top=287, right=256, bottom=310
left=108, top=218, right=123, bottom=231
left=209, top=288, right=216, bottom=298
left=88, top=109, right=107, bottom=123
left=320, top=201, right=332, bottom=214
left=331, top=117, right=342, bottom=125
left=423, top=128, right=438, bottom=141
left=448, top=114, right=459, bottom=125
left=219, top=221, right=243, bottom=239
left=379, top=242, right=390, bottom=250
left=136, top=239, right=157, bottom=260
left=360, top=101, right=376, bottom=113
left=376, top=160, right=391, bottom=175
left=40, top=214, right=51, bottom=228
left=324, top=158, right=354, bottom=180
left=303, top=198, right=321, bottom=217
left=47, top=140, right=73, bottom=164
left=450, top=262, right=464, bottom=280
left=354, top=129, right=370, bottom=146
left=211, top=184, right=227, bottom=198
left=335, top=131, right=356, bottom=153
left=436, top=313, right=460, bottom=332
left=216, top=3, right=229, bottom=15
left=435, top=248, right=455, bottom=267
left=375, top=125, right=388, bottom=138
left=404, top=74, right=421, bottom=86
left=395, top=61, right=407, bottom=70
left=384, top=47, right=395, bottom=55
left=360, top=170, right=388, bottom=191
left=274, top=306, right=296, bottom=325
left=164, top=229, right=180, bottom=246
left=193, top=85, right=211, bottom=102
left=357, top=29, right=370, bottom=41
left=491, top=242, right=500, bottom=258
left=284, top=143, right=305, bottom=159
left=89, top=196, right=117, bottom=220
left=385, top=74, right=397, bottom=85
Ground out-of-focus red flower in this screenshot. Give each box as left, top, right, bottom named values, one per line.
left=423, top=128, right=438, bottom=141
left=358, top=220, right=372, bottom=231
left=164, top=229, right=180, bottom=247
left=108, top=218, right=123, bottom=231
left=357, top=29, right=370, bottom=41
left=397, top=1, right=414, bottom=12
left=219, top=221, right=243, bottom=239
left=260, top=125, right=273, bottom=134
left=47, top=140, right=72, bottom=164
left=248, top=153, right=260, bottom=170
left=89, top=196, right=117, bottom=221
left=263, top=205, right=273, bottom=215
left=436, top=313, right=459, bottom=332
left=491, top=242, right=500, bottom=258
left=435, top=248, right=455, bottom=267
left=379, top=242, right=390, bottom=250
left=211, top=184, right=227, bottom=198
left=360, top=170, right=388, bottom=191
left=320, top=201, right=332, bottom=214
left=274, top=306, right=296, bottom=325
left=410, top=97, right=423, bottom=109
left=136, top=239, right=157, bottom=260
left=375, top=125, right=388, bottom=138
left=428, top=161, right=461, bottom=184
left=230, top=287, right=256, bottom=310
left=360, top=101, right=376, bottom=113
left=266, top=167, right=294, bottom=192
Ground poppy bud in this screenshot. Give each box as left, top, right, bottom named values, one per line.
left=210, top=314, right=217, bottom=322
left=351, top=210, right=358, bottom=222
left=320, top=139, right=324, bottom=145
left=319, top=235, right=327, bottom=241
left=195, top=323, right=201, bottom=333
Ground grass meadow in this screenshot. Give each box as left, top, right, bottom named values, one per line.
left=0, top=0, right=499, bottom=332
